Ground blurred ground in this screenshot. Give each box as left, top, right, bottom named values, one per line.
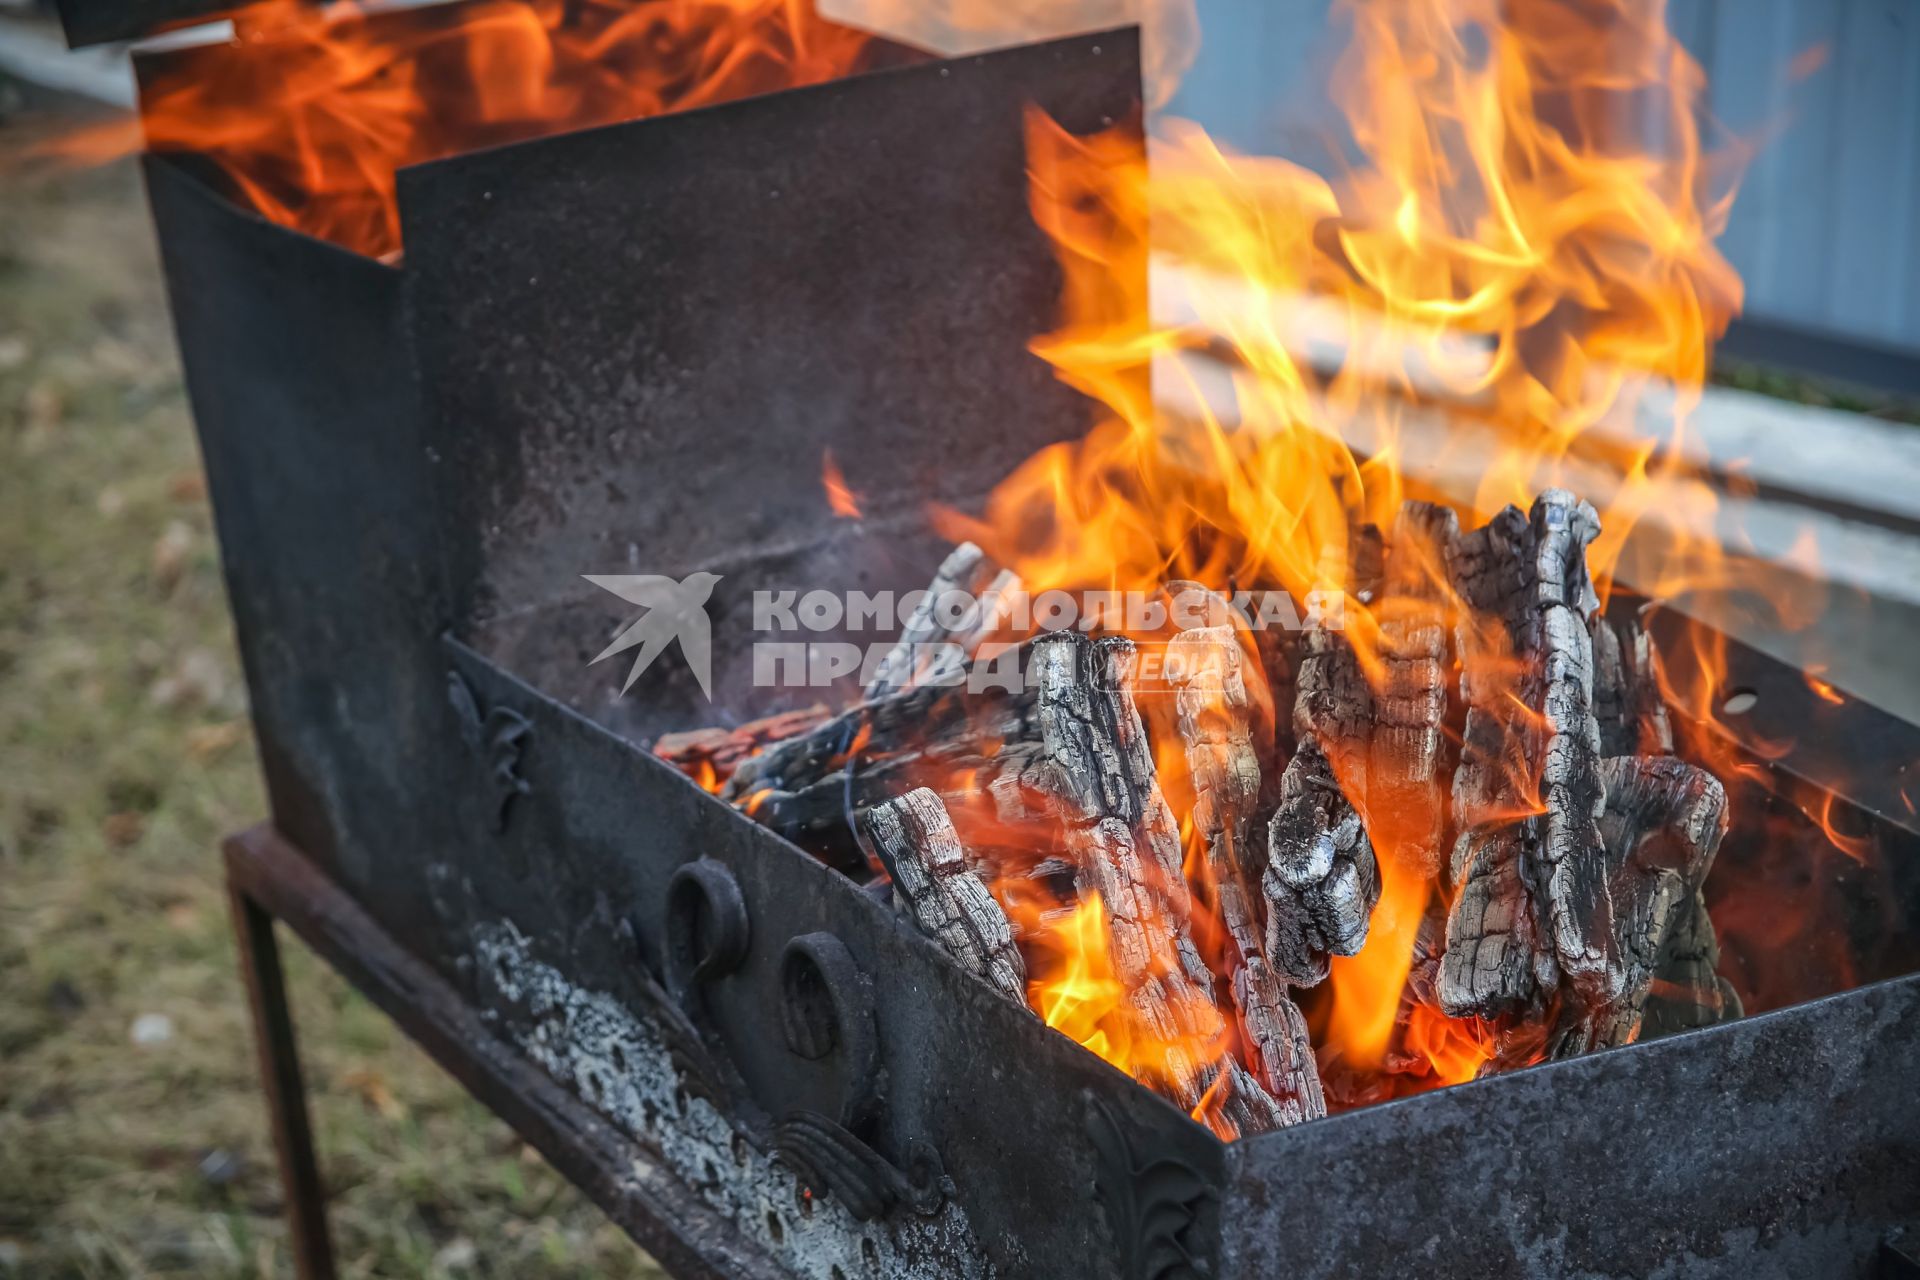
left=0, top=84, right=663, bottom=1279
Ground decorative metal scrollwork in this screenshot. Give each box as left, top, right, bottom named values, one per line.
left=446, top=670, right=532, bottom=834
left=773, top=1110, right=950, bottom=1221
left=1086, top=1092, right=1218, bottom=1280
left=770, top=931, right=947, bottom=1220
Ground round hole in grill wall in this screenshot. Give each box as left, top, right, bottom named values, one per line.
left=780, top=940, right=842, bottom=1059
left=664, top=858, right=750, bottom=995
left=1722, top=687, right=1760, bottom=716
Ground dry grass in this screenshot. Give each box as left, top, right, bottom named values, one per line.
left=0, top=83, right=663, bottom=1279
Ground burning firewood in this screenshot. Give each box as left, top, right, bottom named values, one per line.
left=864, top=541, right=1019, bottom=699
left=1554, top=754, right=1727, bottom=1053
left=1198, top=1060, right=1297, bottom=1142
left=654, top=704, right=832, bottom=790
left=1641, top=888, right=1743, bottom=1038
left=1264, top=544, right=1382, bottom=989
left=1028, top=632, right=1227, bottom=1113
left=696, top=486, right=1742, bottom=1126
left=1164, top=621, right=1326, bottom=1122
left=722, top=659, right=1050, bottom=870
left=1265, top=741, right=1379, bottom=988
left=1436, top=491, right=1731, bottom=1061
left=857, top=788, right=1028, bottom=1006
left=1591, top=613, right=1673, bottom=757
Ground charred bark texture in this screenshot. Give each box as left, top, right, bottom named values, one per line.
left=865, top=542, right=1018, bottom=699
left=653, top=704, right=831, bottom=788
left=1591, top=614, right=1674, bottom=757
left=1549, top=754, right=1728, bottom=1055
left=1265, top=740, right=1378, bottom=987
left=1266, top=536, right=1380, bottom=989
left=1437, top=493, right=1734, bottom=1059
left=1641, top=887, right=1743, bottom=1038
left=858, top=788, right=1028, bottom=1006
left=1165, top=623, right=1324, bottom=1123
left=1031, top=632, right=1223, bottom=1111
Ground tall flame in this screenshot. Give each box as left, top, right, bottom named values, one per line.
left=936, top=0, right=1771, bottom=1108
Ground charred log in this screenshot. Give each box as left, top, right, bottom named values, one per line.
left=1199, top=1060, right=1296, bottom=1141
left=1548, top=754, right=1728, bottom=1055
left=1164, top=622, right=1324, bottom=1122
left=1438, top=491, right=1605, bottom=1021
left=1591, top=613, right=1674, bottom=757
left=1031, top=631, right=1223, bottom=1110
left=858, top=788, right=1028, bottom=1006
left=1641, top=888, right=1743, bottom=1038
left=654, top=703, right=832, bottom=789
left=1265, top=740, right=1378, bottom=987
left=1437, top=492, right=1737, bottom=1057
left=866, top=542, right=1016, bottom=699
left=1265, top=534, right=1381, bottom=989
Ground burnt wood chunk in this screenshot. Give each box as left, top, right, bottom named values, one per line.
left=1031, top=631, right=1223, bottom=1110
left=1162, top=580, right=1281, bottom=783
left=1263, top=537, right=1382, bottom=991
left=1165, top=623, right=1324, bottom=1123
left=1550, top=755, right=1728, bottom=1055
left=1265, top=739, right=1379, bottom=988
left=1292, top=614, right=1373, bottom=771
left=1641, top=888, right=1743, bottom=1039
left=858, top=789, right=1028, bottom=1006
left=866, top=542, right=1007, bottom=699
left=653, top=704, right=832, bottom=788
left=1437, top=492, right=1737, bottom=1055
left=723, top=654, right=1036, bottom=802
left=1439, top=491, right=1608, bottom=1021
left=1591, top=613, right=1674, bottom=757
left=1438, top=826, right=1556, bottom=1017
left=1201, top=1060, right=1295, bottom=1141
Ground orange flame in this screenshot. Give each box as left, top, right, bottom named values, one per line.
left=52, top=0, right=894, bottom=257
left=930, top=0, right=1834, bottom=1116
left=821, top=448, right=864, bottom=518
left=1026, top=894, right=1129, bottom=1061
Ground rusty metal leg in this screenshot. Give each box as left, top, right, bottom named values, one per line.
left=229, top=879, right=338, bottom=1280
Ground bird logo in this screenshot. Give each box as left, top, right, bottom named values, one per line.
left=584, top=572, right=723, bottom=699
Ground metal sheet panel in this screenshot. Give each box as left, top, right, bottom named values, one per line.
left=56, top=0, right=231, bottom=49
left=142, top=154, right=453, bottom=917
left=1223, top=974, right=1920, bottom=1279
left=397, top=29, right=1145, bottom=724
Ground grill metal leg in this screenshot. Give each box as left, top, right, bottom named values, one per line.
left=229, top=878, right=338, bottom=1280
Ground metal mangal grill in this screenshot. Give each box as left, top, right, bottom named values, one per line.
left=55, top=3, right=1920, bottom=1275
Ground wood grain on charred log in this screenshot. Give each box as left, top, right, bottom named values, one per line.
left=1031, top=632, right=1224, bottom=1111
left=866, top=542, right=1018, bottom=700
left=858, top=788, right=1028, bottom=1006
left=1165, top=622, right=1324, bottom=1123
